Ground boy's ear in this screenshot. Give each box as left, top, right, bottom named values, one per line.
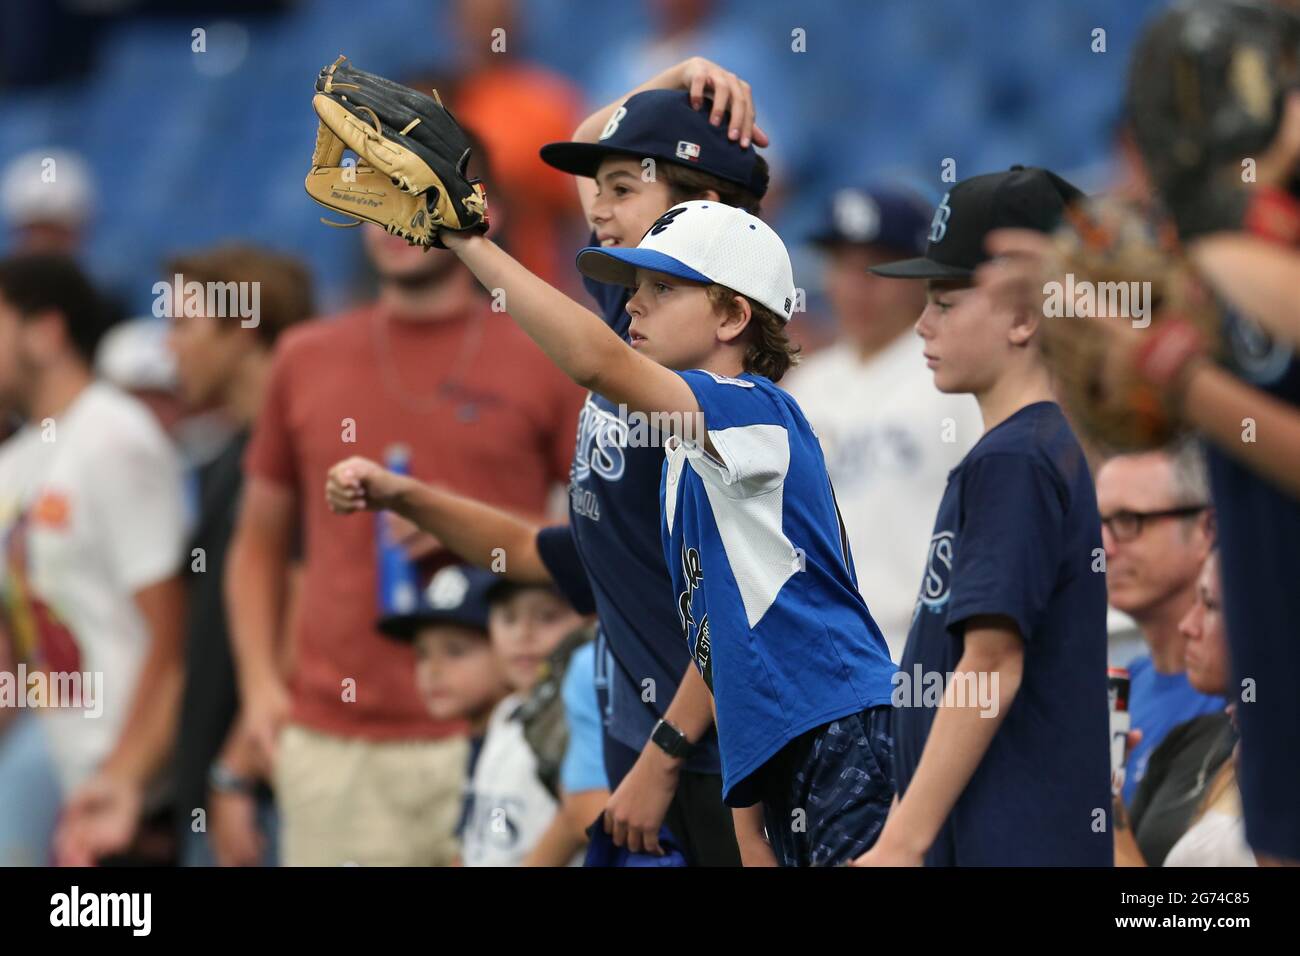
left=715, top=293, right=752, bottom=345
left=1007, top=298, right=1042, bottom=348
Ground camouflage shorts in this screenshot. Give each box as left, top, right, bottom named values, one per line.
left=756, top=705, right=896, bottom=867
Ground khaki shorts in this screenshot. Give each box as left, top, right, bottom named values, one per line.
left=275, top=723, right=468, bottom=866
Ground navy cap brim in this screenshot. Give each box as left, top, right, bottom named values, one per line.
left=807, top=228, right=849, bottom=248
left=868, top=257, right=974, bottom=280
left=576, top=246, right=712, bottom=288
left=810, top=230, right=922, bottom=254
left=377, top=614, right=421, bottom=643
left=377, top=611, right=490, bottom=643
left=540, top=141, right=653, bottom=178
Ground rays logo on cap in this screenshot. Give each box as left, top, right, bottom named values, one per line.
left=427, top=566, right=471, bottom=609
left=929, top=193, right=952, bottom=243
left=833, top=190, right=881, bottom=243
left=599, top=105, right=628, bottom=141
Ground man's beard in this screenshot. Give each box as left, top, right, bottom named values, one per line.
left=376, top=248, right=460, bottom=292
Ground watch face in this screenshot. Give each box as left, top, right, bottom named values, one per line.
left=655, top=720, right=688, bottom=756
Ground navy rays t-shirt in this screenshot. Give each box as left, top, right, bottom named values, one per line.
left=535, top=259, right=721, bottom=777
left=895, top=402, right=1111, bottom=866
left=1206, top=308, right=1300, bottom=860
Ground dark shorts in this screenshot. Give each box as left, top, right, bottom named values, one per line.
left=603, top=732, right=741, bottom=867
left=753, top=705, right=896, bottom=867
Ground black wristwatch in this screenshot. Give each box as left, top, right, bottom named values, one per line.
left=650, top=718, right=694, bottom=760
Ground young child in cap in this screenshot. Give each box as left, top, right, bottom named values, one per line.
left=416, top=197, right=900, bottom=868
left=853, top=167, right=1111, bottom=867
left=381, top=563, right=591, bottom=866
left=474, top=574, right=592, bottom=866
left=377, top=564, right=509, bottom=865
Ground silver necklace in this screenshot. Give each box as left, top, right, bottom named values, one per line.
left=370, top=305, right=486, bottom=414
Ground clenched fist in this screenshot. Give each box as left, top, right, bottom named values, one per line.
left=325, top=456, right=408, bottom=514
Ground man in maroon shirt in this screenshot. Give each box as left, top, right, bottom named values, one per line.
left=228, top=224, right=582, bottom=865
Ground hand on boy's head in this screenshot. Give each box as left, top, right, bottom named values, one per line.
left=678, top=57, right=769, bottom=149
left=975, top=229, right=1057, bottom=318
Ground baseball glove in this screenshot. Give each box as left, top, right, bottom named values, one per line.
left=305, top=56, right=489, bottom=247
left=1126, top=0, right=1300, bottom=240
left=1039, top=197, right=1221, bottom=452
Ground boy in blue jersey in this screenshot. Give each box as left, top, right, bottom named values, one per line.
left=854, top=167, right=1113, bottom=867
left=325, top=58, right=777, bottom=865
left=417, top=198, right=899, bottom=867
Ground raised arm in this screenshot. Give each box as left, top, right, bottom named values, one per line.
left=440, top=232, right=701, bottom=429
left=326, top=456, right=551, bottom=583
left=1189, top=235, right=1300, bottom=349
left=1176, top=361, right=1300, bottom=500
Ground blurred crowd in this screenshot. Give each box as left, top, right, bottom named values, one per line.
left=0, top=149, right=1257, bottom=871
left=0, top=0, right=1292, bottom=869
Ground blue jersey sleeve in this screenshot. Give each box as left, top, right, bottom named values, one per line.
left=675, top=369, right=790, bottom=496
left=946, top=452, right=1067, bottom=642
left=535, top=525, right=597, bottom=615
left=559, top=643, right=608, bottom=794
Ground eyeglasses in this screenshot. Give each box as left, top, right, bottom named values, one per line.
left=1100, top=506, right=1207, bottom=543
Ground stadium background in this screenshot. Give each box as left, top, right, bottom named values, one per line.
left=0, top=0, right=1164, bottom=323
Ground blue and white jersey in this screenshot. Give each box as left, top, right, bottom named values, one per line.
left=660, top=370, right=897, bottom=806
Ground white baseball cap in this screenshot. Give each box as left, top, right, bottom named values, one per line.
left=576, top=200, right=796, bottom=323
left=95, top=317, right=178, bottom=392
left=0, top=148, right=95, bottom=229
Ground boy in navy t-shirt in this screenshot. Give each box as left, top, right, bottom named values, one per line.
left=856, top=167, right=1112, bottom=866
left=436, top=199, right=899, bottom=866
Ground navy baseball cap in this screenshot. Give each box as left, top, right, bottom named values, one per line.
left=870, top=166, right=1085, bottom=280
left=540, top=89, right=769, bottom=197
left=809, top=184, right=931, bottom=256
left=378, top=564, right=499, bottom=642
left=482, top=575, right=571, bottom=611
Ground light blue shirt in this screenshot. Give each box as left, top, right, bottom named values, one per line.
left=560, top=642, right=607, bottom=794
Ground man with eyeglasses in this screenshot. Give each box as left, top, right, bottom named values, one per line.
left=1095, top=441, right=1224, bottom=809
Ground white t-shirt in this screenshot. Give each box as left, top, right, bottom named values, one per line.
left=0, top=382, right=185, bottom=790
left=461, top=694, right=580, bottom=867
left=1163, top=810, right=1257, bottom=867
left=784, top=335, right=982, bottom=658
